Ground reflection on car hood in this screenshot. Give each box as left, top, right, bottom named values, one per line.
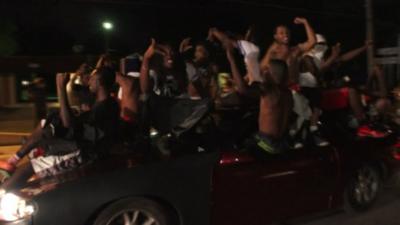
left=16, top=152, right=147, bottom=198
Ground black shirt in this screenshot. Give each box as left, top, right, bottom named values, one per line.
left=78, top=97, right=120, bottom=157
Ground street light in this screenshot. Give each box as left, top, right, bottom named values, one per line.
left=102, top=21, right=113, bottom=51
left=102, top=21, right=113, bottom=31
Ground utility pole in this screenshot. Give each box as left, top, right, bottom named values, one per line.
left=365, top=0, right=374, bottom=78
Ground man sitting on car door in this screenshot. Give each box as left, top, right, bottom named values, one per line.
left=1, top=66, right=120, bottom=189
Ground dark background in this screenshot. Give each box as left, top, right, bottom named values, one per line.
left=0, top=0, right=399, bottom=56
left=0, top=0, right=399, bottom=100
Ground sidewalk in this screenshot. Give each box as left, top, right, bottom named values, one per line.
left=0, top=103, right=59, bottom=140
left=0, top=145, right=20, bottom=160
left=0, top=132, right=28, bottom=146
left=0, top=103, right=34, bottom=147
left=0, top=103, right=60, bottom=159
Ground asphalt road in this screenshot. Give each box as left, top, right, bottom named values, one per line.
left=295, top=185, right=400, bottom=225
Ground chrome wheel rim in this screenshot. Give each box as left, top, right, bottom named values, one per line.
left=353, top=167, right=379, bottom=205
left=106, top=209, right=159, bottom=225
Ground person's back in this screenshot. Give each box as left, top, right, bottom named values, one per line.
left=116, top=73, right=140, bottom=122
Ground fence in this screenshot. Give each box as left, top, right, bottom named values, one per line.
left=375, top=34, right=400, bottom=91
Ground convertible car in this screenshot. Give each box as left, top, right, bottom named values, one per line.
left=0, top=96, right=399, bottom=225
left=0, top=130, right=399, bottom=225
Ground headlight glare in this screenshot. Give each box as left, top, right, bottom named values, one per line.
left=0, top=192, right=35, bottom=221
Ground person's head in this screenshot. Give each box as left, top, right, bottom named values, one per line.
left=374, top=98, right=391, bottom=115
left=309, top=34, right=328, bottom=57
left=158, top=44, right=175, bottom=69
left=102, top=54, right=118, bottom=69
left=267, top=59, right=288, bottom=85
left=89, top=67, right=116, bottom=93
left=274, top=25, right=290, bottom=45
left=76, top=63, right=92, bottom=86
left=194, top=42, right=212, bottom=65
left=32, top=77, right=46, bottom=88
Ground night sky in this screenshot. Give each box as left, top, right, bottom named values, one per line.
left=1, top=0, right=399, bottom=56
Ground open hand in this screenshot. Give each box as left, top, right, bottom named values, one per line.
left=207, top=27, right=218, bottom=41
left=143, top=38, right=157, bottom=59
left=294, top=17, right=308, bottom=25
left=179, top=37, right=193, bottom=53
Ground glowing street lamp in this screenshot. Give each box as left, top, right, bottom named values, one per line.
left=102, top=21, right=113, bottom=51
left=102, top=21, right=113, bottom=31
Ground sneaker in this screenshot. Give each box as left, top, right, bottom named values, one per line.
left=312, top=130, right=330, bottom=147
left=288, top=135, right=304, bottom=150
left=293, top=142, right=304, bottom=149
left=357, top=124, right=391, bottom=138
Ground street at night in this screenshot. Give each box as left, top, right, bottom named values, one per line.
left=1, top=1, right=400, bottom=225
left=298, top=185, right=400, bottom=225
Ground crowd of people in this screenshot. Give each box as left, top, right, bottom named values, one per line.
left=1, top=16, right=396, bottom=187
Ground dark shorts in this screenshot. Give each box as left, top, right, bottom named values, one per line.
left=119, top=118, right=140, bottom=142
left=254, top=133, right=286, bottom=154
left=301, top=87, right=322, bottom=109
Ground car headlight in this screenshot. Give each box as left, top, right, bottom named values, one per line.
left=0, top=191, right=35, bottom=222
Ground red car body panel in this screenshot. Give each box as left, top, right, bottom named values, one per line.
left=211, top=147, right=342, bottom=225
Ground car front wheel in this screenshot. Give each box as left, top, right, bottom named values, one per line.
left=94, top=198, right=172, bottom=225
left=345, top=164, right=381, bottom=212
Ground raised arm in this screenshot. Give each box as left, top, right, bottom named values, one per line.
left=295, top=17, right=317, bottom=53
left=140, top=38, right=156, bottom=96
left=208, top=27, right=237, bottom=49
left=244, top=25, right=256, bottom=42
left=96, top=54, right=109, bottom=69
left=320, top=43, right=341, bottom=72
left=208, top=28, right=247, bottom=93
left=367, top=65, right=387, bottom=98
left=338, top=40, right=372, bottom=62
left=179, top=38, right=193, bottom=55
left=226, top=45, right=247, bottom=95
left=56, top=73, right=75, bottom=128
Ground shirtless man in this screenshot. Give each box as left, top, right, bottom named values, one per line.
left=221, top=33, right=293, bottom=154
left=117, top=56, right=141, bottom=123
left=260, top=17, right=316, bottom=84
left=256, top=60, right=294, bottom=152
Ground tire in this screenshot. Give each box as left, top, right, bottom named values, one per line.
left=93, top=197, right=172, bottom=225
left=344, top=164, right=381, bottom=212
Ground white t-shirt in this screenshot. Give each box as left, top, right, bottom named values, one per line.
left=299, top=72, right=318, bottom=88
left=237, top=40, right=263, bottom=84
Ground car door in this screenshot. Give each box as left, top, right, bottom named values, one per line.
left=211, top=146, right=338, bottom=225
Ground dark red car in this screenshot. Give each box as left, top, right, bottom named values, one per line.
left=0, top=130, right=398, bottom=225
left=0, top=96, right=399, bottom=225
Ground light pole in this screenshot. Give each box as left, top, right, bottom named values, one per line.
left=365, top=0, right=374, bottom=78
left=102, top=21, right=113, bottom=52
